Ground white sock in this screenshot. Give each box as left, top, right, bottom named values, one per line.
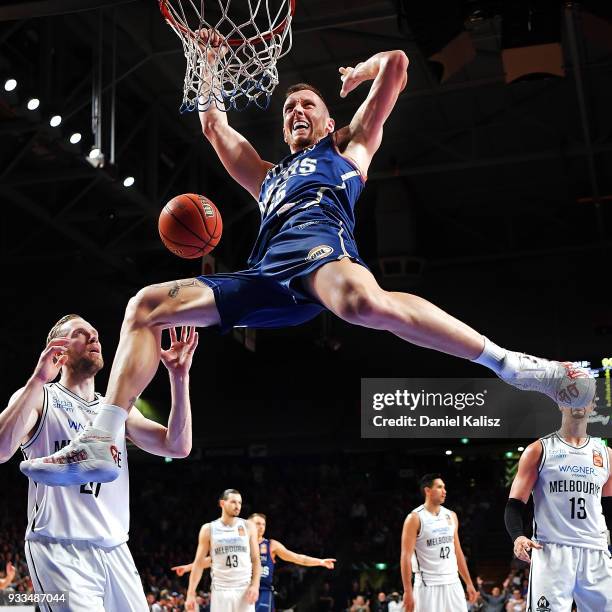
left=472, top=336, right=507, bottom=375
left=93, top=403, right=128, bottom=436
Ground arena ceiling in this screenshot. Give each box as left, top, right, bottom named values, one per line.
left=0, top=0, right=611, bottom=427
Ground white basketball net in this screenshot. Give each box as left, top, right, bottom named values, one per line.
left=159, top=0, right=295, bottom=112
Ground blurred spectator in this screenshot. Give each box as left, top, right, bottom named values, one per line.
left=387, top=591, right=403, bottom=612
left=505, top=588, right=526, bottom=612
left=476, top=576, right=509, bottom=612
left=371, top=591, right=388, bottom=612
left=350, top=594, right=370, bottom=612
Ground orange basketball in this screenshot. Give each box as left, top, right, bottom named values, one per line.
left=159, top=193, right=222, bottom=259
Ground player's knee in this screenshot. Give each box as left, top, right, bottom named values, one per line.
left=124, top=286, right=160, bottom=326
left=335, top=282, right=388, bottom=326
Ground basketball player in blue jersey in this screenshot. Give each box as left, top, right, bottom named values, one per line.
left=401, top=474, right=477, bottom=611
left=173, top=512, right=336, bottom=611
left=505, top=402, right=612, bottom=611
left=21, top=42, right=595, bottom=486
left=0, top=315, right=198, bottom=610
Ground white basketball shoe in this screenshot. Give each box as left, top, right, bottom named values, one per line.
left=20, top=425, right=120, bottom=486
left=499, top=353, right=595, bottom=409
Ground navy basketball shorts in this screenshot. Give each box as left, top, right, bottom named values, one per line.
left=255, top=589, right=274, bottom=612
left=198, top=218, right=367, bottom=333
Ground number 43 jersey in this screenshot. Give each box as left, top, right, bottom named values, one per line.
left=411, top=505, right=459, bottom=586
left=210, top=518, right=252, bottom=589
left=533, top=433, right=610, bottom=550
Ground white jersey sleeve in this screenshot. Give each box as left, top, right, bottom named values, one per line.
left=532, top=433, right=609, bottom=550
left=410, top=505, right=460, bottom=586
left=210, top=518, right=253, bottom=590
left=20, top=383, right=130, bottom=548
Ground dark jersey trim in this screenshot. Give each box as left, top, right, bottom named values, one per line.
left=21, top=386, right=49, bottom=451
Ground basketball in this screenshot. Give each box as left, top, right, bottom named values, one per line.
left=158, top=193, right=223, bottom=259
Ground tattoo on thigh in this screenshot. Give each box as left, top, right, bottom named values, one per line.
left=152, top=279, right=205, bottom=299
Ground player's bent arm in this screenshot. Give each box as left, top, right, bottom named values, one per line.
left=187, top=525, right=211, bottom=599
left=200, top=107, right=273, bottom=200
left=0, top=385, right=43, bottom=462
left=400, top=512, right=419, bottom=597
left=270, top=540, right=335, bottom=568
left=338, top=50, right=409, bottom=172
left=452, top=513, right=476, bottom=595
left=508, top=441, right=542, bottom=503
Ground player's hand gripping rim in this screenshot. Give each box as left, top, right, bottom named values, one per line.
left=513, top=535, right=542, bottom=563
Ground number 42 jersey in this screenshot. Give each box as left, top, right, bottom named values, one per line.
left=533, top=433, right=610, bottom=550
left=411, top=505, right=459, bottom=586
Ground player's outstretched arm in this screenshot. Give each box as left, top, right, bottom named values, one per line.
left=246, top=521, right=261, bottom=604
left=400, top=512, right=419, bottom=612
left=270, top=540, right=336, bottom=568
left=197, top=30, right=273, bottom=200
left=0, top=338, right=70, bottom=462
left=505, top=441, right=543, bottom=563
left=126, top=327, right=198, bottom=458
left=335, top=50, right=409, bottom=174
left=172, top=558, right=211, bottom=576
left=185, top=524, right=211, bottom=612
left=452, top=513, right=477, bottom=603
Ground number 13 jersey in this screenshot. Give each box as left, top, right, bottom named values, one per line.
left=533, top=433, right=609, bottom=550
left=411, top=505, right=459, bottom=586
left=210, top=518, right=252, bottom=589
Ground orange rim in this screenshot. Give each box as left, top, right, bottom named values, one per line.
left=159, top=0, right=295, bottom=47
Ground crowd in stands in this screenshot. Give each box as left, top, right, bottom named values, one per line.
left=0, top=449, right=528, bottom=611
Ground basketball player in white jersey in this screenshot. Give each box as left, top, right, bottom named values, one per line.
left=185, top=489, right=261, bottom=612
left=173, top=511, right=335, bottom=611
left=400, top=474, right=477, bottom=612
left=0, top=314, right=198, bottom=611
left=505, top=401, right=612, bottom=611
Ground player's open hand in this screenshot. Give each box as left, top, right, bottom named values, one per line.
left=161, top=326, right=199, bottom=377
left=171, top=563, right=192, bottom=576
left=5, top=561, right=15, bottom=583
left=320, top=558, right=336, bottom=569
left=245, top=585, right=259, bottom=604
left=32, top=337, right=71, bottom=383
left=513, top=536, right=542, bottom=563
left=339, top=64, right=367, bottom=98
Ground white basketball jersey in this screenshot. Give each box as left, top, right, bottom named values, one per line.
left=20, top=383, right=129, bottom=548
left=210, top=518, right=252, bottom=589
left=411, top=505, right=460, bottom=586
left=533, top=433, right=609, bottom=550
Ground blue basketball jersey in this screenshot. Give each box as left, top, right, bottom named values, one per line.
left=259, top=538, right=275, bottom=592
left=248, top=134, right=365, bottom=267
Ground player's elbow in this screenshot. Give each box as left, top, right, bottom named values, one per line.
left=385, top=50, right=409, bottom=72
left=168, top=442, right=191, bottom=459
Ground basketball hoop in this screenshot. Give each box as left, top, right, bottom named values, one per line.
left=159, top=0, right=296, bottom=112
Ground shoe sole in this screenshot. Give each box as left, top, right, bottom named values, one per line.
left=19, top=460, right=120, bottom=487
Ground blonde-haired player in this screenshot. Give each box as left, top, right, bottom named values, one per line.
left=0, top=315, right=198, bottom=611
left=401, top=474, right=477, bottom=612
left=186, top=489, right=260, bottom=611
